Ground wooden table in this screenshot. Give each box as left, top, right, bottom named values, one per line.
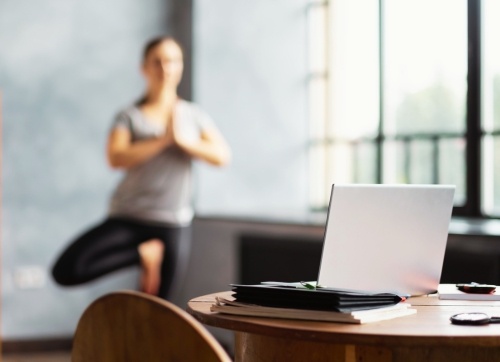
left=187, top=291, right=500, bottom=362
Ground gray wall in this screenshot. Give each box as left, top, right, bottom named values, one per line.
left=193, top=0, right=310, bottom=215
left=0, top=0, right=176, bottom=339
left=1, top=0, right=310, bottom=340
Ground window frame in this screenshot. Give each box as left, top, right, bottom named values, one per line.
left=308, top=0, right=492, bottom=217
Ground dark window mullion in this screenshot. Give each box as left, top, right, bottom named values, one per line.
left=377, top=0, right=384, bottom=184
left=465, top=0, right=482, bottom=216
left=432, top=136, right=439, bottom=184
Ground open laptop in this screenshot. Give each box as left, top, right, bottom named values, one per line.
left=317, top=184, right=455, bottom=296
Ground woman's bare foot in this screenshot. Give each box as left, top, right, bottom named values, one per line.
left=138, top=239, right=164, bottom=295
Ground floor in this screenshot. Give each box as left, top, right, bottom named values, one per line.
left=2, top=352, right=71, bottom=362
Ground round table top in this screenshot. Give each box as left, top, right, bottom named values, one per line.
left=187, top=291, right=500, bottom=348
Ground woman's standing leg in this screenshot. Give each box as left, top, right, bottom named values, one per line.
left=138, top=238, right=164, bottom=295
left=157, top=226, right=192, bottom=300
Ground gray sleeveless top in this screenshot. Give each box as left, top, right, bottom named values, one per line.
left=108, top=100, right=214, bottom=226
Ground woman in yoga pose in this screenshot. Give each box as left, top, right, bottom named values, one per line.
left=52, top=36, right=230, bottom=298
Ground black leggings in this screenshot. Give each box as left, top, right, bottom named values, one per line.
left=51, top=217, right=191, bottom=300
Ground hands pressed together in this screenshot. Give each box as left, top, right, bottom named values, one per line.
left=107, top=109, right=230, bottom=170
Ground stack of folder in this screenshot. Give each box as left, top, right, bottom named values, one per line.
left=211, top=282, right=416, bottom=324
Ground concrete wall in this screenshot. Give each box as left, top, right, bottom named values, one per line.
left=0, top=0, right=179, bottom=339
left=1, top=0, right=310, bottom=340
left=192, top=0, right=310, bottom=215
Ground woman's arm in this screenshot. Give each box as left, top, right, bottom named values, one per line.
left=174, top=125, right=231, bottom=167
left=107, top=127, right=172, bottom=169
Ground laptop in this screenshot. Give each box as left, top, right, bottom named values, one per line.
left=317, top=184, right=455, bottom=296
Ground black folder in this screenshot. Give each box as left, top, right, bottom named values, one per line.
left=231, top=283, right=404, bottom=313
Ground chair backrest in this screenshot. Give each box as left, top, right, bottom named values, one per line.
left=72, top=290, right=232, bottom=362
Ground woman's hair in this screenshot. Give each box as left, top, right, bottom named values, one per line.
left=142, top=36, right=184, bottom=63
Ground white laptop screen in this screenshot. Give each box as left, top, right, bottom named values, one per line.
left=317, top=184, right=455, bottom=296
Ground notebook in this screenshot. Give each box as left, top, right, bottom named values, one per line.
left=317, top=184, right=455, bottom=296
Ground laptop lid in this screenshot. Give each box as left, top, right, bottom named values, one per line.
left=317, top=184, right=455, bottom=296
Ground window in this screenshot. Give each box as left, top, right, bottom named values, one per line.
left=309, top=0, right=500, bottom=217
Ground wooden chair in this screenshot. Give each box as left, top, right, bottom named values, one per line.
left=72, top=290, right=232, bottom=362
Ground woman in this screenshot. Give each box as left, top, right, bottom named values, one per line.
left=52, top=36, right=230, bottom=298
